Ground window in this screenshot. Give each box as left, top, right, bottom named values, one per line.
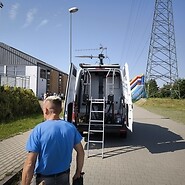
left=40, top=69, right=46, bottom=79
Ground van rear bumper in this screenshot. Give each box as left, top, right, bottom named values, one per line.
left=76, top=123, right=127, bottom=134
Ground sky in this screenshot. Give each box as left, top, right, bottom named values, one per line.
left=0, top=0, right=185, bottom=81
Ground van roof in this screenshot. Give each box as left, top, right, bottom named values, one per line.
left=79, top=63, right=120, bottom=69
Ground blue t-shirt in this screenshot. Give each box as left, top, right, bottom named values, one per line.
left=26, top=119, right=82, bottom=175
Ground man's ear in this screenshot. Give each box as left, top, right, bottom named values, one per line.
left=45, top=108, right=50, bottom=115
left=43, top=107, right=48, bottom=115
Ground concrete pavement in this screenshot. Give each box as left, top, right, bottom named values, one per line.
left=0, top=105, right=185, bottom=185
left=0, top=132, right=30, bottom=184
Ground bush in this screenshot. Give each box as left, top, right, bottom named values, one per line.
left=0, top=86, right=42, bottom=123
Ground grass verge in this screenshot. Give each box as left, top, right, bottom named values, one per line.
left=135, top=98, right=185, bottom=125
left=0, top=114, right=43, bottom=141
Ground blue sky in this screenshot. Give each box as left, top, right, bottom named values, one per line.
left=0, top=0, right=184, bottom=81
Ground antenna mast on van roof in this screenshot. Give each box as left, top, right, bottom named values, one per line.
left=75, top=45, right=107, bottom=65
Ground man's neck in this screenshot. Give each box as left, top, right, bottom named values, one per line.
left=46, top=114, right=61, bottom=120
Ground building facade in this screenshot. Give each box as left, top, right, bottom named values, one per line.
left=0, top=42, right=68, bottom=99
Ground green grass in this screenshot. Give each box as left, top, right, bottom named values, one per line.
left=0, top=114, right=43, bottom=141
left=0, top=100, right=64, bottom=141
left=135, top=98, right=185, bottom=124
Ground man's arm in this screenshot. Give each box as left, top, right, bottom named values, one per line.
left=73, top=142, right=85, bottom=180
left=22, top=152, right=38, bottom=185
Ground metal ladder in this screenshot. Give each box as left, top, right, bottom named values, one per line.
left=87, top=97, right=105, bottom=158
left=106, top=68, right=115, bottom=100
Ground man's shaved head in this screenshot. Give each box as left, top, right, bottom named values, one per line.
left=43, top=96, right=62, bottom=115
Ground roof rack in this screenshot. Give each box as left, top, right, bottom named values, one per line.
left=79, top=63, right=120, bottom=69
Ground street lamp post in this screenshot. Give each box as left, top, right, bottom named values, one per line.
left=69, top=7, right=78, bottom=64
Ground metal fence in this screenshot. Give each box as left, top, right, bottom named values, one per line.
left=0, top=74, right=30, bottom=89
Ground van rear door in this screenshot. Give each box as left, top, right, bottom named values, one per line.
left=122, top=63, right=133, bottom=132
left=64, top=63, right=77, bottom=121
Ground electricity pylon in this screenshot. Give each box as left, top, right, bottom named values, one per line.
left=145, top=0, right=180, bottom=98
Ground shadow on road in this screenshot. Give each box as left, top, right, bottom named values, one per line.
left=130, top=122, right=185, bottom=153
left=83, top=121, right=185, bottom=158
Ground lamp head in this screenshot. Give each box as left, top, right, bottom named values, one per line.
left=69, top=7, right=78, bottom=13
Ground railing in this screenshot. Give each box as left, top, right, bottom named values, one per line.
left=0, top=74, right=30, bottom=89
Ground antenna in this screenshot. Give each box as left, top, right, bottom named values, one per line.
left=75, top=45, right=108, bottom=65
left=75, top=45, right=107, bottom=53
left=99, top=44, right=107, bottom=54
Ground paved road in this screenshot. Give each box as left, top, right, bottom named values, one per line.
left=76, top=105, right=185, bottom=185
left=0, top=105, right=185, bottom=185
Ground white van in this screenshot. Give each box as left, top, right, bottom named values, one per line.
left=64, top=55, right=133, bottom=137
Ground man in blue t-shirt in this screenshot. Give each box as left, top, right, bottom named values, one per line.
left=22, top=96, right=84, bottom=185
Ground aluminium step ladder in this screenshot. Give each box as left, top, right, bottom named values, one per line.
left=87, top=97, right=105, bottom=158
left=106, top=68, right=115, bottom=99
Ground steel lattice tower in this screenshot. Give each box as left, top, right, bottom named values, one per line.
left=145, top=0, right=179, bottom=97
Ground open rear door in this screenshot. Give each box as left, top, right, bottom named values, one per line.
left=64, top=63, right=77, bottom=121
left=122, top=63, right=133, bottom=132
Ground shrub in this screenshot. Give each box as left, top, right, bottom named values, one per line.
left=0, top=86, right=42, bottom=123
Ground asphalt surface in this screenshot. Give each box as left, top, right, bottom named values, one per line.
left=0, top=105, right=185, bottom=185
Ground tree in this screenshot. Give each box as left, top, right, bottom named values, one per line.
left=173, top=79, right=185, bottom=99
left=145, top=79, right=159, bottom=98
left=145, top=78, right=185, bottom=99
left=159, top=84, right=171, bottom=98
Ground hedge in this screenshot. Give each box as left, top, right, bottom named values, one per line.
left=0, top=86, right=42, bottom=123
